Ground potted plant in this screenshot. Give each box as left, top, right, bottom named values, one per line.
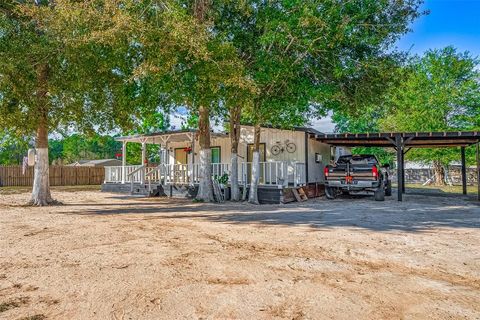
left=216, top=173, right=230, bottom=200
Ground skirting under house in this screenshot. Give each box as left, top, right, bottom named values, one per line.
left=101, top=182, right=325, bottom=204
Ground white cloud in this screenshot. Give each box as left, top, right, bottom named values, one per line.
left=308, top=112, right=336, bottom=133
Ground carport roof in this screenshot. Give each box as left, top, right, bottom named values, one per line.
left=313, top=131, right=480, bottom=148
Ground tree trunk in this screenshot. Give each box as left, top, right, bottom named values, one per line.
left=432, top=160, right=446, bottom=186
left=248, top=124, right=261, bottom=204
left=29, top=63, right=55, bottom=206
left=229, top=105, right=241, bottom=201
left=196, top=105, right=214, bottom=202
left=192, top=0, right=213, bottom=202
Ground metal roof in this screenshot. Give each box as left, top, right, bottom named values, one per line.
left=115, top=125, right=323, bottom=144
left=313, top=131, right=480, bottom=148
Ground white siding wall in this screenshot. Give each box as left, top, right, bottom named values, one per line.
left=307, top=139, right=331, bottom=183
left=162, top=127, right=324, bottom=168
left=238, top=126, right=306, bottom=162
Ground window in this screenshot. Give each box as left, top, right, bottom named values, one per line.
left=211, top=147, right=221, bottom=163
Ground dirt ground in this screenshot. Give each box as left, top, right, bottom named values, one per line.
left=1, top=189, right=479, bottom=320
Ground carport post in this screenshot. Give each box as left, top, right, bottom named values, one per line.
left=401, top=149, right=406, bottom=194
left=395, top=134, right=403, bottom=201
left=461, top=146, right=467, bottom=195
left=477, top=142, right=480, bottom=201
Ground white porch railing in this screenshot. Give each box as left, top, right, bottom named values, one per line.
left=105, top=165, right=144, bottom=183
left=239, top=161, right=287, bottom=186
left=104, top=161, right=306, bottom=187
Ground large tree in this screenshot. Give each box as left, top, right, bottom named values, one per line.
left=0, top=0, right=118, bottom=204
left=212, top=0, right=423, bottom=203
left=380, top=47, right=480, bottom=184
left=0, top=0, right=184, bottom=204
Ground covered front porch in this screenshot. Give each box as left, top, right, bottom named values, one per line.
left=103, top=129, right=307, bottom=191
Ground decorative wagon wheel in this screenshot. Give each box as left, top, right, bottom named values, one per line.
left=286, top=142, right=296, bottom=153
left=271, top=145, right=281, bottom=156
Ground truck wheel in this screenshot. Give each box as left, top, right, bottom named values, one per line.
left=385, top=180, right=392, bottom=196
left=374, top=184, right=385, bottom=201
left=325, top=186, right=337, bottom=200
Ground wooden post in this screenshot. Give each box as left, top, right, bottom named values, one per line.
left=121, top=141, right=127, bottom=184
left=461, top=146, right=467, bottom=195
left=395, top=134, right=403, bottom=201
left=401, top=148, right=406, bottom=193
left=477, top=142, right=479, bottom=201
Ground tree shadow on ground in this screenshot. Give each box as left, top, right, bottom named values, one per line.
left=64, top=190, right=480, bottom=233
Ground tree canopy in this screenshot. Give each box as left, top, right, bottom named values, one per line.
left=214, top=0, right=423, bottom=128
left=332, top=46, right=480, bottom=181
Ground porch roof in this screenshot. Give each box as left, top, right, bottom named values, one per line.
left=115, top=129, right=228, bottom=144
left=116, top=125, right=325, bottom=145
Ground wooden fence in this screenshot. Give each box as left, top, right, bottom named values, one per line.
left=0, top=165, right=105, bottom=187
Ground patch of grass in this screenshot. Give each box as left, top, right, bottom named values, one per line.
left=0, top=301, right=20, bottom=313
left=0, top=297, right=29, bottom=313
left=402, top=183, right=478, bottom=195
left=0, top=185, right=100, bottom=195
left=18, top=315, right=47, bottom=320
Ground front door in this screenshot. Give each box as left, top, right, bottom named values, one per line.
left=174, top=148, right=188, bottom=183
left=174, top=148, right=188, bottom=164
left=247, top=143, right=266, bottom=183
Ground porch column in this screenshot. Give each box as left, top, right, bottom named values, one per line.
left=141, top=141, right=147, bottom=165
left=121, top=141, right=127, bottom=184
left=158, top=144, right=163, bottom=164
left=141, top=141, right=146, bottom=184
left=165, top=142, right=169, bottom=164
left=190, top=133, right=195, bottom=185
left=461, top=146, right=467, bottom=195
left=165, top=142, right=170, bottom=185
left=395, top=134, right=403, bottom=201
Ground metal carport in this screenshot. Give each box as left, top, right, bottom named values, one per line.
left=313, top=131, right=480, bottom=201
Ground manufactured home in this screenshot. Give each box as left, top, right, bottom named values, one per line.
left=102, top=125, right=347, bottom=203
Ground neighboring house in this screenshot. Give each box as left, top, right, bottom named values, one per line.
left=69, top=159, right=122, bottom=167
left=102, top=125, right=341, bottom=202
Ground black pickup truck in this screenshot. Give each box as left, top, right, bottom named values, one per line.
left=324, top=154, right=391, bottom=201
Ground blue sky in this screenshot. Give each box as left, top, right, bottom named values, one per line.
left=395, top=0, right=480, bottom=57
